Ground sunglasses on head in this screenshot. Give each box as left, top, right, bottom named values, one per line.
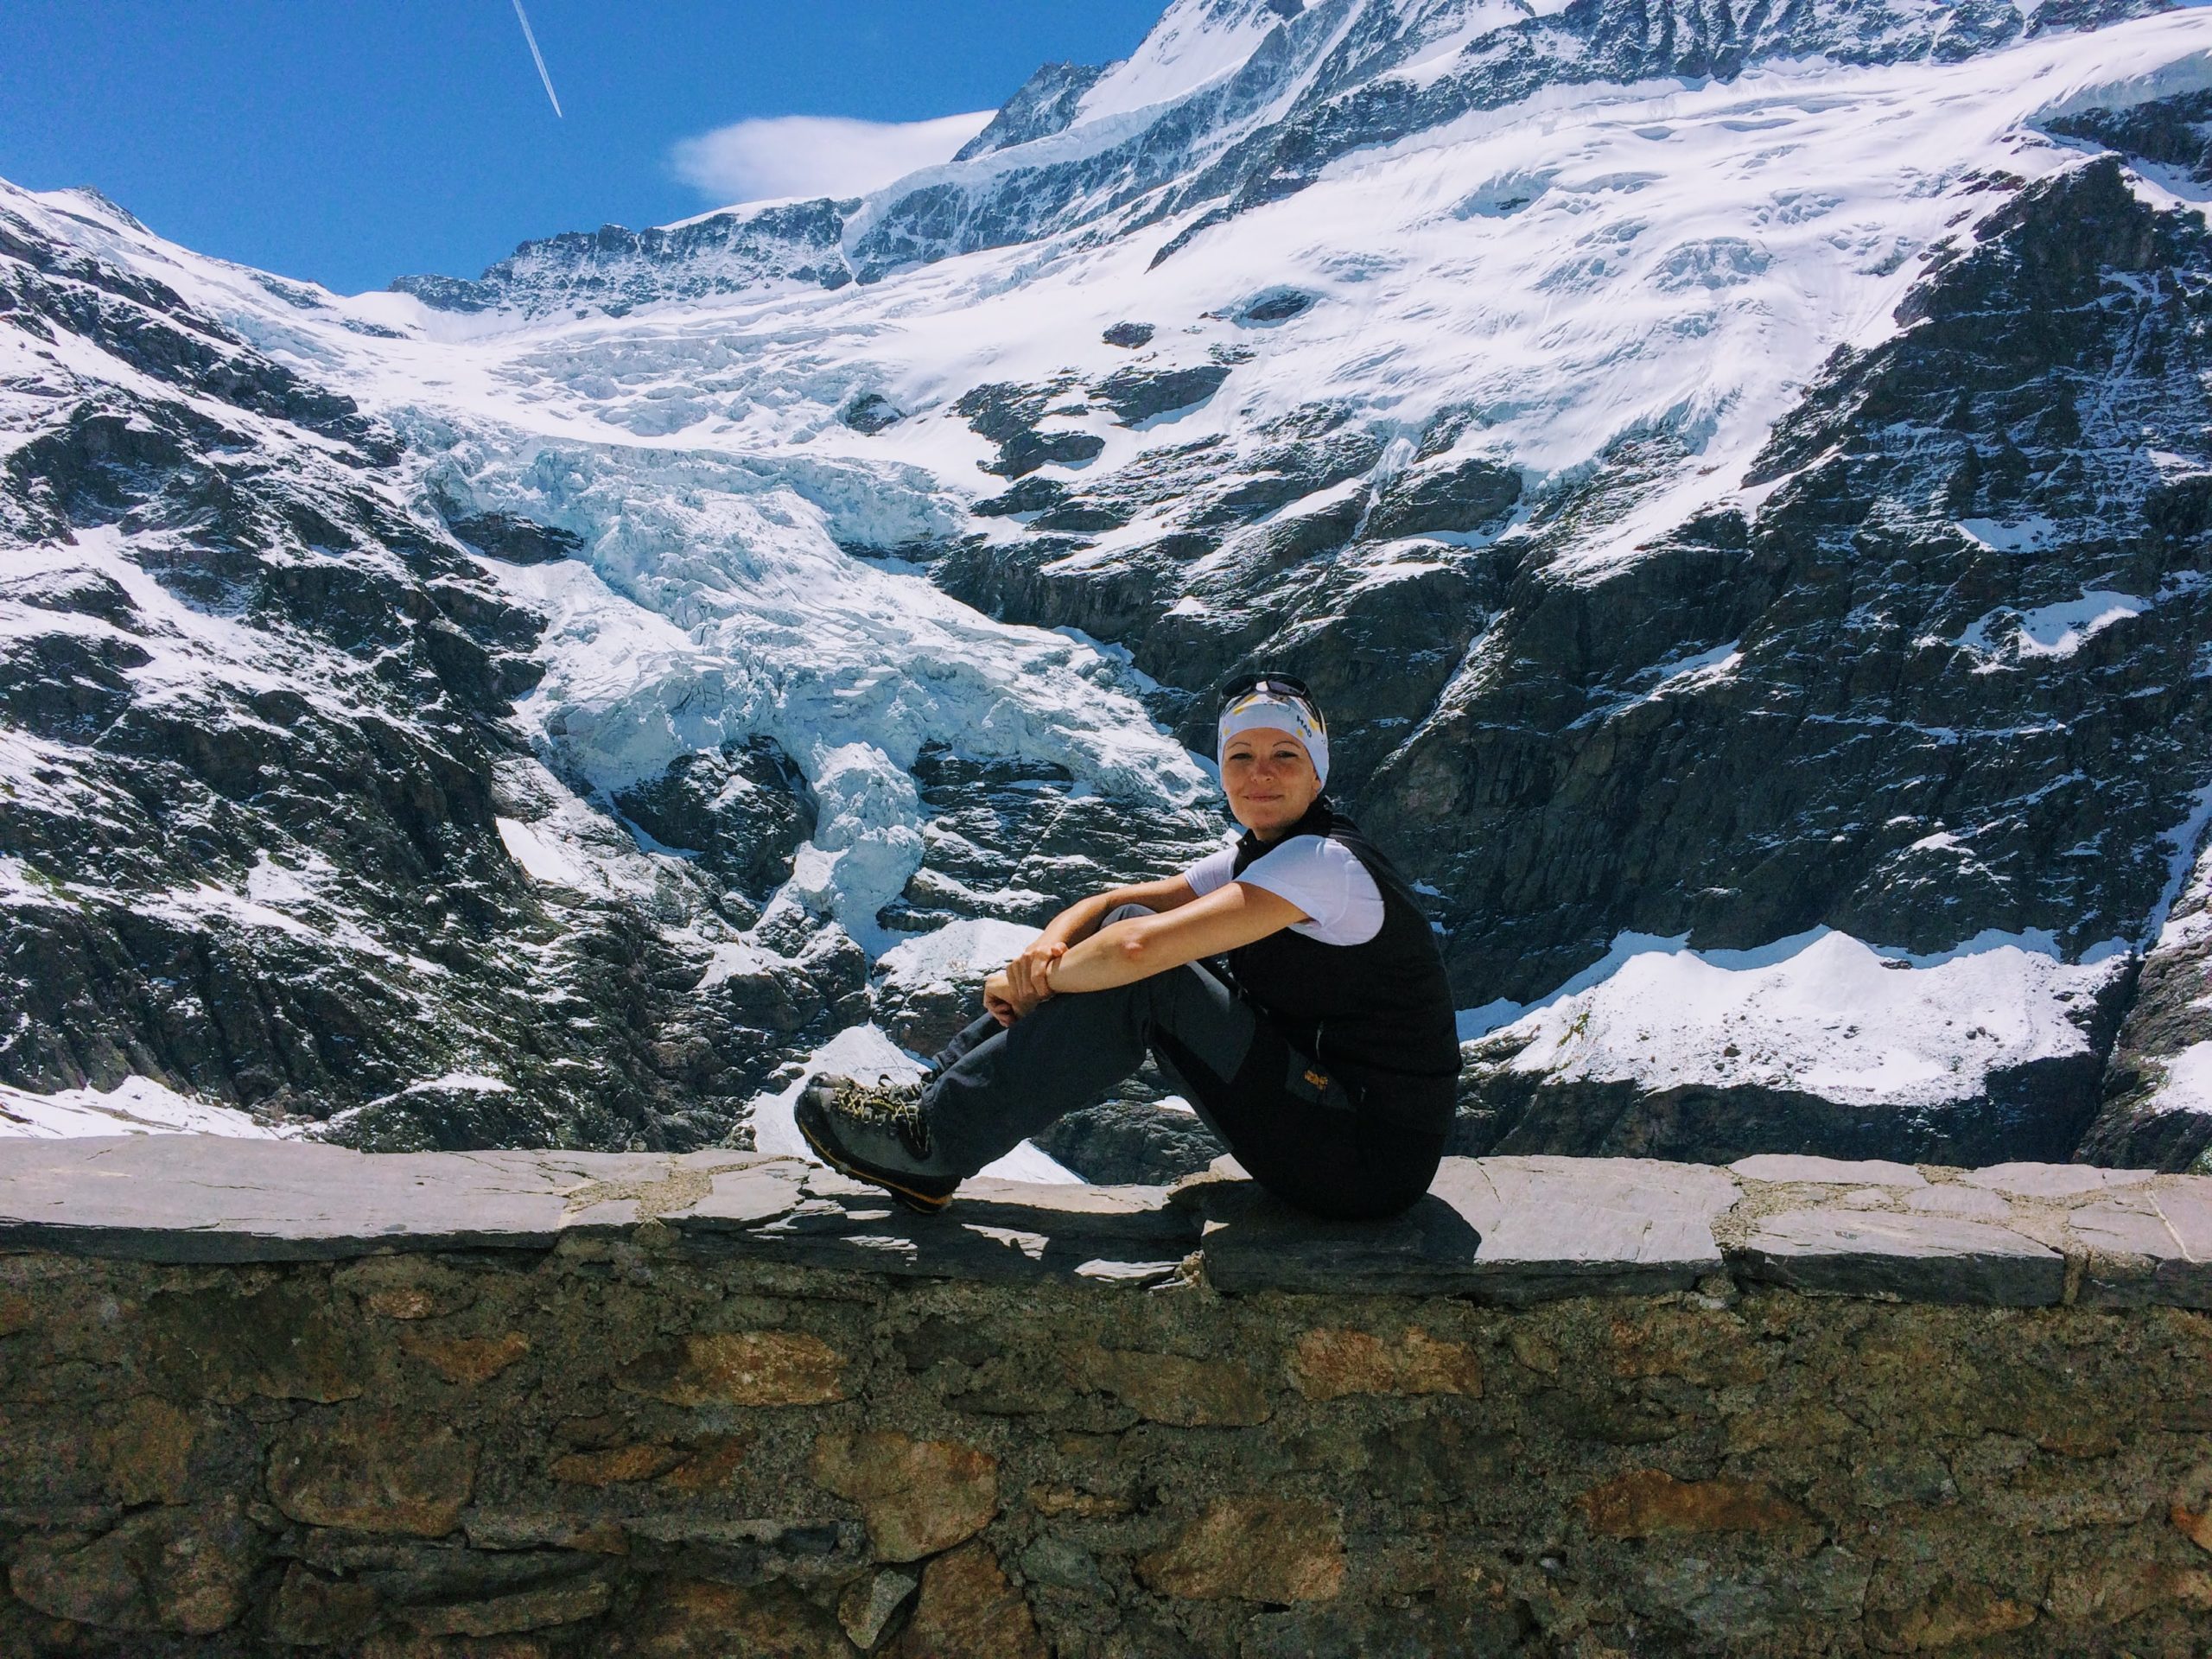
left=1219, top=671, right=1314, bottom=705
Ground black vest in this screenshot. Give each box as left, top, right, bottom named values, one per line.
left=1224, top=801, right=1462, bottom=1134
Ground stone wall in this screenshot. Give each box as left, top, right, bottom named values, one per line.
left=2, top=1138, right=2210, bottom=1656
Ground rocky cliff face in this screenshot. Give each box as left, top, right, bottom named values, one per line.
left=2082, top=794, right=2212, bottom=1173
left=0, top=190, right=882, bottom=1151
left=1429, top=152, right=2212, bottom=1163
left=388, top=199, right=861, bottom=321
left=1388, top=156, right=2212, bottom=982
left=3, top=0, right=2211, bottom=1170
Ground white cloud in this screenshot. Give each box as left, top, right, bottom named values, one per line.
left=670, top=111, right=994, bottom=207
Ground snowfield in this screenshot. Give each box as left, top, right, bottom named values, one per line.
left=1476, top=928, right=2124, bottom=1107
left=0, top=1075, right=296, bottom=1139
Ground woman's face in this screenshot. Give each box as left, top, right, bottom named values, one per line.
left=1221, top=726, right=1321, bottom=839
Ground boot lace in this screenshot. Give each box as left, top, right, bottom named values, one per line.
left=836, top=1074, right=932, bottom=1159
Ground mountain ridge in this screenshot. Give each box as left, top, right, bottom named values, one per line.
left=3, top=0, right=2209, bottom=1173
left=387, top=0, right=2180, bottom=321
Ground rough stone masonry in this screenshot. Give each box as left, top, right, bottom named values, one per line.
left=1, top=1137, right=2209, bottom=1656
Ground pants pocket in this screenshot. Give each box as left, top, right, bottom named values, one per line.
left=1283, top=1048, right=1359, bottom=1114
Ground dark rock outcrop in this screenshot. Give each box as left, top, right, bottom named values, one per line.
left=955, top=60, right=1115, bottom=160
left=1093, top=364, right=1233, bottom=426
left=1392, top=158, right=2211, bottom=987
left=955, top=380, right=1105, bottom=479
left=612, top=737, right=816, bottom=912
left=1033, top=1096, right=1224, bottom=1185
left=1364, top=458, right=1522, bottom=543
left=879, top=745, right=1222, bottom=938
left=2045, top=86, right=2212, bottom=182
left=441, top=509, right=583, bottom=566
left=839, top=391, right=904, bottom=435
left=2081, top=838, right=2212, bottom=1172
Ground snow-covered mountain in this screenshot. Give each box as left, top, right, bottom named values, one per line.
left=3, top=0, right=2210, bottom=1173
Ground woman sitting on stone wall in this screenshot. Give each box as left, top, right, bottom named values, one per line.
left=798, top=673, right=1463, bottom=1221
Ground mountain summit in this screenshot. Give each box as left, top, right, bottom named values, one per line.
left=3, top=0, right=2210, bottom=1173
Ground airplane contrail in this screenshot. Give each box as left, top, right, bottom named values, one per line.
left=510, top=0, right=563, bottom=118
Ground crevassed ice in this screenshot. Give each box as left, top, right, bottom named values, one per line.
left=443, top=440, right=1205, bottom=950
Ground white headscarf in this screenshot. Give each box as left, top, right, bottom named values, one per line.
left=1217, top=688, right=1330, bottom=788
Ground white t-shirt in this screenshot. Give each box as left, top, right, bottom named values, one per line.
left=1183, top=834, right=1386, bottom=947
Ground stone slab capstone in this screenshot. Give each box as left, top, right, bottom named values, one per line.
left=3, top=1140, right=2210, bottom=1307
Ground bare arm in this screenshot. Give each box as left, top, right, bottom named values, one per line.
left=1047, top=872, right=1208, bottom=943
left=1042, top=880, right=1307, bottom=995
left=997, top=873, right=1208, bottom=1015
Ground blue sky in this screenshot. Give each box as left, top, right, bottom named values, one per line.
left=0, top=1, right=1170, bottom=296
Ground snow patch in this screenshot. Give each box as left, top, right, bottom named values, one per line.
left=1643, top=643, right=1744, bottom=701
left=875, top=918, right=1039, bottom=997
left=1955, top=514, right=2060, bottom=551
left=1957, top=589, right=2151, bottom=665
left=496, top=817, right=588, bottom=887
left=1471, top=927, right=2116, bottom=1108
left=0, top=1076, right=298, bottom=1139
left=398, top=1073, right=516, bottom=1096
left=2147, top=1039, right=2212, bottom=1117
left=1078, top=0, right=1291, bottom=123
left=0, top=855, right=67, bottom=911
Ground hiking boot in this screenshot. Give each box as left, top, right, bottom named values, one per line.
left=794, top=1073, right=960, bottom=1215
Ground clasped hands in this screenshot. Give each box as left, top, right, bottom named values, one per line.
left=982, top=935, right=1067, bottom=1027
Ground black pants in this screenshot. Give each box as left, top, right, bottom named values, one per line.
left=919, top=906, right=1443, bottom=1220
